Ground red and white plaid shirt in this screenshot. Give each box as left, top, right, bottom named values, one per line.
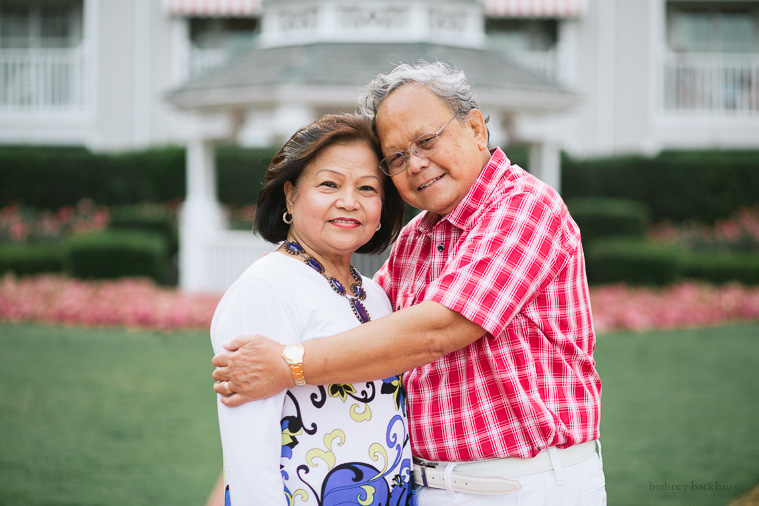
left=374, top=148, right=602, bottom=461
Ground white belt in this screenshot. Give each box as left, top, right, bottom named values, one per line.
left=413, top=440, right=598, bottom=495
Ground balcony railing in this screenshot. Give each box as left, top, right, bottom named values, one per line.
left=188, top=47, right=230, bottom=80
left=0, top=47, right=88, bottom=112
left=509, top=48, right=560, bottom=83
left=663, top=51, right=759, bottom=115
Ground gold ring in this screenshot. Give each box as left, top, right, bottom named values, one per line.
left=224, top=381, right=231, bottom=394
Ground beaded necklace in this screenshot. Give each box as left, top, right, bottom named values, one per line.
left=284, top=239, right=371, bottom=324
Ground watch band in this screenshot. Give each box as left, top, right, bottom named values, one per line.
left=289, top=360, right=306, bottom=387
left=282, top=344, right=306, bottom=387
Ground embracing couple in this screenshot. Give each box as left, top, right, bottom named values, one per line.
left=209, top=61, right=605, bottom=506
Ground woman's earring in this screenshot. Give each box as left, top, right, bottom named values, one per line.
left=376, top=222, right=382, bottom=232
left=283, top=211, right=293, bottom=224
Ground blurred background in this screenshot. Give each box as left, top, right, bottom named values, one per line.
left=1, top=0, right=758, bottom=505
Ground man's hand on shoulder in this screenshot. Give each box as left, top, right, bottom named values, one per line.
left=211, top=335, right=291, bottom=406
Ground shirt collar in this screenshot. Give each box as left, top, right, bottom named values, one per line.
left=413, top=147, right=510, bottom=234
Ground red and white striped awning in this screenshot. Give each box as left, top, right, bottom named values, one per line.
left=164, top=0, right=585, bottom=18
left=479, top=0, right=586, bottom=18
left=164, top=0, right=262, bottom=17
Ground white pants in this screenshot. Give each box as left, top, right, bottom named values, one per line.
left=416, top=450, right=607, bottom=506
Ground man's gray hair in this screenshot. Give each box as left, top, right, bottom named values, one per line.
left=358, top=61, right=484, bottom=122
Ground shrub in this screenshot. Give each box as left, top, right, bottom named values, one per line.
left=0, top=145, right=279, bottom=210
left=0, top=146, right=186, bottom=210
left=65, top=230, right=170, bottom=284
left=562, top=150, right=759, bottom=224
left=0, top=243, right=65, bottom=276
left=681, top=251, right=759, bottom=285
left=109, top=205, right=178, bottom=255
left=586, top=239, right=681, bottom=286
left=216, top=145, right=276, bottom=207
left=566, top=198, right=650, bottom=246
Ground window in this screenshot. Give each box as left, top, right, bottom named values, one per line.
left=0, top=0, right=85, bottom=110
left=667, top=2, right=759, bottom=53
left=485, top=18, right=558, bottom=52
left=0, top=0, right=82, bottom=49
left=189, top=17, right=258, bottom=52
left=485, top=18, right=561, bottom=82
left=664, top=2, right=759, bottom=113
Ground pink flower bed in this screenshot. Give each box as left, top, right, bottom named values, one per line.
left=1, top=274, right=759, bottom=333
left=590, top=282, right=759, bottom=333
left=0, top=274, right=220, bottom=331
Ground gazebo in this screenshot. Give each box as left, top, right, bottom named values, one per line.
left=166, top=0, right=578, bottom=293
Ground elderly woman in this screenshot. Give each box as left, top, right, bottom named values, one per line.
left=210, top=113, right=415, bottom=505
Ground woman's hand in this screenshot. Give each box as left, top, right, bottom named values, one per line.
left=211, top=335, right=291, bottom=406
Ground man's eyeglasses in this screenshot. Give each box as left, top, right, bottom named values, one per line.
left=379, top=115, right=458, bottom=177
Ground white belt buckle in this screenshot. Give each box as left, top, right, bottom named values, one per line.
left=413, top=461, right=521, bottom=496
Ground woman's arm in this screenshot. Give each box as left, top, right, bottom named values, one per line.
left=212, top=300, right=486, bottom=406
left=210, top=273, right=300, bottom=503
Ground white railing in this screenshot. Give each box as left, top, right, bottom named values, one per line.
left=204, top=230, right=272, bottom=294
left=662, top=52, right=759, bottom=115
left=486, top=37, right=561, bottom=84
left=188, top=47, right=230, bottom=80
left=201, top=229, right=390, bottom=294
left=0, top=47, right=88, bottom=111
left=509, top=48, right=560, bottom=83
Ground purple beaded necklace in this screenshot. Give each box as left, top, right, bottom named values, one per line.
left=284, top=239, right=371, bottom=324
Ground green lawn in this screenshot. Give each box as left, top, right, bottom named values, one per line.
left=595, top=323, right=759, bottom=506
left=0, top=324, right=221, bottom=506
left=1, top=322, right=757, bottom=505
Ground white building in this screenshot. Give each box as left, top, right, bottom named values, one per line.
left=2, top=0, right=757, bottom=292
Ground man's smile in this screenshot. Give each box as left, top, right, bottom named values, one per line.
left=417, top=175, right=444, bottom=191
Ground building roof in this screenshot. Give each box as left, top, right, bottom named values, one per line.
left=167, top=42, right=576, bottom=113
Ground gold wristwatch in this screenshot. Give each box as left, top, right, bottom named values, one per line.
left=281, top=343, right=306, bottom=386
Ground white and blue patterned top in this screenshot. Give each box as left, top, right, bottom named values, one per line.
left=211, top=252, right=416, bottom=505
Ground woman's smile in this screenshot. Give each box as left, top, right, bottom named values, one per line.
left=329, top=217, right=362, bottom=228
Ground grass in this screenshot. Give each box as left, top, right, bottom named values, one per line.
left=595, top=323, right=759, bottom=506
left=0, top=323, right=220, bottom=506
left=1, top=322, right=758, bottom=505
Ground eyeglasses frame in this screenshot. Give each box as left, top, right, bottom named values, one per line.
left=378, top=114, right=459, bottom=177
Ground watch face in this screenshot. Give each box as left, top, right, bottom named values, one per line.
left=285, top=344, right=304, bottom=361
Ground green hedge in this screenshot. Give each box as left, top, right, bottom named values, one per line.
left=0, top=146, right=185, bottom=210
left=2, top=145, right=756, bottom=225
left=216, top=144, right=275, bottom=207
left=0, top=145, right=276, bottom=210
left=561, top=150, right=759, bottom=225
left=681, top=251, right=759, bottom=285
left=566, top=198, right=650, bottom=246
left=108, top=205, right=178, bottom=256
left=64, top=230, right=170, bottom=284
left=0, top=243, right=65, bottom=276
left=586, top=238, right=759, bottom=286
left=586, top=239, right=681, bottom=286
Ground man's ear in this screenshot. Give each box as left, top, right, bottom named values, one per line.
left=466, top=109, right=489, bottom=150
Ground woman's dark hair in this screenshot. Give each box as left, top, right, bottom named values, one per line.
left=255, top=112, right=404, bottom=255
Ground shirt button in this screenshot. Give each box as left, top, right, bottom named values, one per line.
left=437, top=244, right=445, bottom=252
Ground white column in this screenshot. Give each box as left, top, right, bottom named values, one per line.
left=179, top=137, right=227, bottom=292
left=272, top=102, right=314, bottom=144
left=485, top=109, right=507, bottom=147
left=529, top=142, right=561, bottom=194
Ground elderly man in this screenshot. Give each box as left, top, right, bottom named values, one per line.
left=212, top=61, right=605, bottom=505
